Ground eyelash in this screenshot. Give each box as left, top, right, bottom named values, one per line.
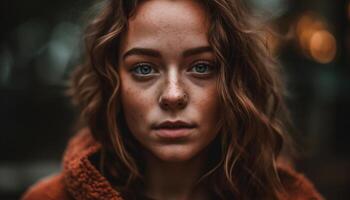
left=130, top=61, right=215, bottom=76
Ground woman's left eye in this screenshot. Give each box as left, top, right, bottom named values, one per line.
left=190, top=62, right=214, bottom=74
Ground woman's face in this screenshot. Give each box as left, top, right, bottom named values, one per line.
left=118, top=0, right=221, bottom=162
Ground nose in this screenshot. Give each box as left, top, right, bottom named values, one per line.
left=159, top=76, right=188, bottom=111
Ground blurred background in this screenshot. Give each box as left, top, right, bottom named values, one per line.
left=0, top=0, right=349, bottom=199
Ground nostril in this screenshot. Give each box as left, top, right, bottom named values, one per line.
left=177, top=99, right=185, bottom=107
left=159, top=93, right=188, bottom=110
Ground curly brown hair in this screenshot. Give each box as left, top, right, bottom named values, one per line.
left=68, top=0, right=292, bottom=199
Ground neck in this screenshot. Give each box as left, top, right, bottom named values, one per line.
left=142, top=149, right=211, bottom=200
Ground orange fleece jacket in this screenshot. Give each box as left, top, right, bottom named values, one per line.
left=21, top=129, right=324, bottom=200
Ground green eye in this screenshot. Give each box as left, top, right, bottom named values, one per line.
left=132, top=63, right=155, bottom=75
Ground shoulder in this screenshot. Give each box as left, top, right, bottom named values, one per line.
left=277, top=164, right=324, bottom=200
left=21, top=173, right=73, bottom=200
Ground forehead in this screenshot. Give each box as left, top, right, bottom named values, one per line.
left=121, top=0, right=209, bottom=51
left=129, top=0, right=208, bottom=33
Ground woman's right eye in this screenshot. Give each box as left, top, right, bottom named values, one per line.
left=131, top=63, right=156, bottom=76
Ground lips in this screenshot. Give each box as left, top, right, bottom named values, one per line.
left=152, top=120, right=196, bottom=139
left=153, top=120, right=196, bottom=129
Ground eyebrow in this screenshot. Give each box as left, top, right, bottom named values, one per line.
left=182, top=46, right=213, bottom=57
left=122, top=48, right=161, bottom=60
left=122, top=46, right=213, bottom=60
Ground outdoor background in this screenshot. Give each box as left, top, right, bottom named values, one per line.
left=1, top=0, right=349, bottom=199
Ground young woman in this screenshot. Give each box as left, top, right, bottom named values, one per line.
left=22, top=0, right=324, bottom=199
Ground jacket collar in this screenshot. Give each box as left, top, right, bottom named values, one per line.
left=62, top=128, right=123, bottom=200
left=61, top=128, right=323, bottom=200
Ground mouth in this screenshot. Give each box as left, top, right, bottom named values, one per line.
left=152, top=120, right=197, bottom=139
left=153, top=120, right=197, bottom=129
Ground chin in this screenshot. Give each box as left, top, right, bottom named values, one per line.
left=151, top=145, right=200, bottom=162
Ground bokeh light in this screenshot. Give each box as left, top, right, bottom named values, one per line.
left=296, top=12, right=337, bottom=64
left=309, top=30, right=337, bottom=64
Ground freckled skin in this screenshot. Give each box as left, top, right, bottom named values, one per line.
left=118, top=0, right=221, bottom=162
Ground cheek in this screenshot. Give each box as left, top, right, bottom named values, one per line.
left=195, top=85, right=220, bottom=126
left=119, top=77, right=152, bottom=136
left=196, top=86, right=221, bottom=151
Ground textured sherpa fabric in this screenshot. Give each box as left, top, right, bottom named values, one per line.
left=21, top=128, right=324, bottom=200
